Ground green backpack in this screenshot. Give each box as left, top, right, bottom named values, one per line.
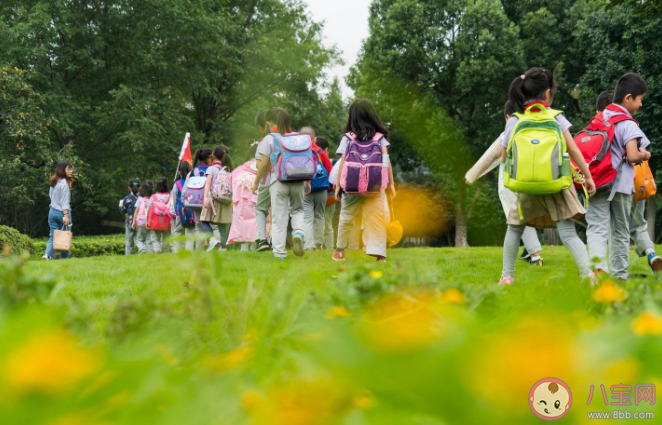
left=503, top=103, right=572, bottom=195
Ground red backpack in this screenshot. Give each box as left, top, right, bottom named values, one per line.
left=148, top=195, right=172, bottom=231
left=572, top=106, right=636, bottom=191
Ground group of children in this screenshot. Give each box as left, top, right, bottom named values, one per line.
left=494, top=68, right=659, bottom=284
left=120, top=99, right=397, bottom=262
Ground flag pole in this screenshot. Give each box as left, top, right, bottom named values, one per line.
left=175, top=132, right=191, bottom=182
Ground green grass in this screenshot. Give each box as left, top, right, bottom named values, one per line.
left=1, top=247, right=662, bottom=425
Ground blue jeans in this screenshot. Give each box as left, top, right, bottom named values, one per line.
left=45, top=207, right=71, bottom=259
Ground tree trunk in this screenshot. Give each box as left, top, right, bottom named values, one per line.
left=455, top=203, right=469, bottom=247
left=543, top=228, right=561, bottom=246
left=647, top=197, right=656, bottom=241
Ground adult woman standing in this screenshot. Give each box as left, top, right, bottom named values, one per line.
left=43, top=161, right=74, bottom=260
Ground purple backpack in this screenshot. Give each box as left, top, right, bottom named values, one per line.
left=340, top=132, right=388, bottom=196
left=269, top=132, right=316, bottom=182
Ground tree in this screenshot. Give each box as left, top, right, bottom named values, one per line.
left=350, top=0, right=524, bottom=246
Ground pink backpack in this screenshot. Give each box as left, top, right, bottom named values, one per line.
left=211, top=166, right=233, bottom=204
left=148, top=195, right=172, bottom=231
left=340, top=132, right=388, bottom=196
left=135, top=197, right=149, bottom=228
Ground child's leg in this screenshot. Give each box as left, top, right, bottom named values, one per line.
left=521, top=227, right=542, bottom=257
left=585, top=191, right=610, bottom=272
left=152, top=230, right=162, bottom=253
left=171, top=218, right=182, bottom=253
left=289, top=182, right=306, bottom=240
left=184, top=227, right=196, bottom=251
left=219, top=223, right=229, bottom=249
left=556, top=219, right=592, bottom=278
left=502, top=224, right=526, bottom=279
left=303, top=193, right=315, bottom=250
left=210, top=223, right=221, bottom=241
left=362, top=191, right=388, bottom=258
left=348, top=205, right=363, bottom=250
left=270, top=182, right=290, bottom=258
left=609, top=193, right=633, bottom=279
left=312, top=190, right=326, bottom=248
left=324, top=202, right=336, bottom=250
left=336, top=194, right=364, bottom=252
left=193, top=210, right=204, bottom=249
left=136, top=228, right=147, bottom=254
left=630, top=200, right=655, bottom=257
left=255, top=187, right=271, bottom=242
left=125, top=225, right=135, bottom=255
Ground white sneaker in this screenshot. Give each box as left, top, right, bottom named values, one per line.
left=41, top=254, right=52, bottom=260
left=206, top=238, right=221, bottom=252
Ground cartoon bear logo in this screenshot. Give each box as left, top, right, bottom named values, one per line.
left=529, top=378, right=572, bottom=421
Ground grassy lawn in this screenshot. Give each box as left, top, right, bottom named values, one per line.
left=1, top=247, right=662, bottom=424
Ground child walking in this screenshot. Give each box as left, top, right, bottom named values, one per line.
left=202, top=145, right=233, bottom=251
left=333, top=98, right=396, bottom=263
left=132, top=184, right=151, bottom=254
left=317, top=138, right=337, bottom=250
left=148, top=177, right=172, bottom=254
left=120, top=178, right=141, bottom=255
left=253, top=110, right=273, bottom=252
left=499, top=68, right=596, bottom=285
left=252, top=107, right=311, bottom=259
left=586, top=75, right=653, bottom=279
left=227, top=159, right=260, bottom=250
left=171, top=161, right=197, bottom=252
left=186, top=148, right=213, bottom=248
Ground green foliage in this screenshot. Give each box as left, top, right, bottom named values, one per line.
left=32, top=234, right=124, bottom=258
left=0, top=254, right=57, bottom=308
left=0, top=225, right=34, bottom=255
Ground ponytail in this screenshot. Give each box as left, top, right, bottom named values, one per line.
left=507, top=67, right=556, bottom=114
left=265, top=107, right=292, bottom=134
left=192, top=148, right=212, bottom=171
left=213, top=145, right=233, bottom=172
left=128, top=178, right=141, bottom=195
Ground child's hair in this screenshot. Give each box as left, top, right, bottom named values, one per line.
left=344, top=98, right=390, bottom=140
left=596, top=91, right=614, bottom=112
left=300, top=126, right=316, bottom=139
left=504, top=100, right=517, bottom=120
left=144, top=180, right=155, bottom=196
left=155, top=177, right=169, bottom=193
left=49, top=161, right=73, bottom=188
left=255, top=110, right=267, bottom=135
left=265, top=107, right=292, bottom=134
left=316, top=137, right=330, bottom=151
left=614, top=73, right=647, bottom=104
left=213, top=145, right=234, bottom=171
left=128, top=178, right=141, bottom=195
left=178, top=161, right=192, bottom=179
left=139, top=184, right=151, bottom=197
left=508, top=67, right=557, bottom=114
left=192, top=148, right=212, bottom=170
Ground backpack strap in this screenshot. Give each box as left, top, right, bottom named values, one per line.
left=372, top=132, right=384, bottom=141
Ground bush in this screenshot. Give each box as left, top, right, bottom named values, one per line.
left=32, top=234, right=124, bottom=258
left=0, top=226, right=34, bottom=254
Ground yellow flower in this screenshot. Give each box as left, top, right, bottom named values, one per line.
left=632, top=311, right=662, bottom=336
left=326, top=306, right=353, bottom=319
left=592, top=280, right=626, bottom=304
left=246, top=379, right=353, bottom=425
left=48, top=413, right=114, bottom=425
left=4, top=330, right=101, bottom=396
left=201, top=346, right=253, bottom=372
left=369, top=270, right=383, bottom=279
left=440, top=288, right=465, bottom=304
left=352, top=389, right=375, bottom=410
left=155, top=344, right=179, bottom=365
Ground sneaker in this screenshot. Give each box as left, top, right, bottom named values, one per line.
left=594, top=268, right=606, bottom=276
left=498, top=276, right=514, bottom=286
left=376, top=257, right=387, bottom=263
left=519, top=248, right=530, bottom=260
left=648, top=253, right=662, bottom=275
left=292, top=233, right=305, bottom=257
left=587, top=272, right=598, bottom=287
left=277, top=257, right=286, bottom=261
left=332, top=250, right=345, bottom=262
left=206, top=238, right=221, bottom=252
left=530, top=257, right=543, bottom=266
left=256, top=239, right=271, bottom=252
left=41, top=254, right=52, bottom=260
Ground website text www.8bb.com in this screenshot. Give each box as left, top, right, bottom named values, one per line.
left=587, top=410, right=655, bottom=419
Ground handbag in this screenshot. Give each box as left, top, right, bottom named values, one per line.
left=633, top=161, right=656, bottom=203
left=386, top=194, right=403, bottom=248
left=53, top=225, right=72, bottom=253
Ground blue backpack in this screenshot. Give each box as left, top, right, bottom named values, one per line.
left=176, top=180, right=196, bottom=228
left=310, top=147, right=330, bottom=192
left=269, top=132, right=316, bottom=182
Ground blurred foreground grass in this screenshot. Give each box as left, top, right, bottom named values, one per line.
left=0, top=247, right=661, bottom=424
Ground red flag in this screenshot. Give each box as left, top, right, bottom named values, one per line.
left=179, top=133, right=192, bottom=165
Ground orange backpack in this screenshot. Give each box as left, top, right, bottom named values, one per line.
left=633, top=161, right=656, bottom=202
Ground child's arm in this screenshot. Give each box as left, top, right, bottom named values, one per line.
left=625, top=139, right=651, bottom=164
left=501, top=147, right=507, bottom=163
left=252, top=155, right=271, bottom=194
left=383, top=146, right=396, bottom=198
left=335, top=155, right=345, bottom=201
left=132, top=207, right=137, bottom=229
left=564, top=130, right=596, bottom=196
